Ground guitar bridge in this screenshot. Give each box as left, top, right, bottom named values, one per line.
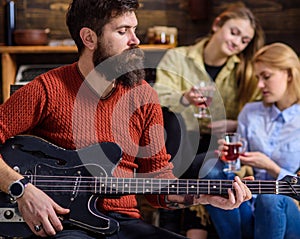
left=0, top=207, right=24, bottom=222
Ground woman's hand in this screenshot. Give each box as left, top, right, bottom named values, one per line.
left=239, top=152, right=281, bottom=178
left=182, top=86, right=206, bottom=107
left=17, top=184, right=70, bottom=237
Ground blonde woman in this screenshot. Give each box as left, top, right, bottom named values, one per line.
left=205, top=42, right=300, bottom=239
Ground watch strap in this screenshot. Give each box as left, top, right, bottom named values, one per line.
left=19, top=177, right=30, bottom=186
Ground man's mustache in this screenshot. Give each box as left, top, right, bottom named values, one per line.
left=95, top=47, right=145, bottom=81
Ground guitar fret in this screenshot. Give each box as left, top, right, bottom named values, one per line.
left=94, top=177, right=98, bottom=194
left=186, top=180, right=189, bottom=195
left=116, top=178, right=119, bottom=194
left=135, top=178, right=139, bottom=194
left=158, top=179, right=161, bottom=194
left=110, top=178, right=113, bottom=194
left=119, top=178, right=122, bottom=194
left=99, top=177, right=103, bottom=194
left=134, top=178, right=137, bottom=194
left=126, top=178, right=129, bottom=194
left=188, top=179, right=198, bottom=195
left=136, top=178, right=140, bottom=194
left=145, top=178, right=149, bottom=194
left=143, top=179, right=147, bottom=194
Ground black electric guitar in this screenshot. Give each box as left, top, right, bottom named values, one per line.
left=0, top=135, right=299, bottom=238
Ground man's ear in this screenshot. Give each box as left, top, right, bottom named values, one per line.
left=80, top=27, right=98, bottom=50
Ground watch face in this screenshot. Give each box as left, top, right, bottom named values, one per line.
left=10, top=181, right=24, bottom=198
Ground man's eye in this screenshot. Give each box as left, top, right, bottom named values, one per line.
left=118, top=28, right=127, bottom=35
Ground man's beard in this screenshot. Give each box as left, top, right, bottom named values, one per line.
left=93, top=42, right=145, bottom=88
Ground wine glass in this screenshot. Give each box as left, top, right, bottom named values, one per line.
left=193, top=80, right=215, bottom=119
left=220, top=132, right=247, bottom=173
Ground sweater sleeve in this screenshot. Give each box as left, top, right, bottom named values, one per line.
left=0, top=78, right=47, bottom=144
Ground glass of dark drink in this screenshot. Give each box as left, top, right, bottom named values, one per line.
left=220, top=132, right=247, bottom=173
left=193, top=80, right=215, bottom=119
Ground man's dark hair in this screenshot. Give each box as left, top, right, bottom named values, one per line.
left=66, top=0, right=139, bottom=55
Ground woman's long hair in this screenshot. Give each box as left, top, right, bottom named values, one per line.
left=212, top=2, right=265, bottom=110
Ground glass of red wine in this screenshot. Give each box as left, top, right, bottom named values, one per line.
left=220, top=132, right=247, bottom=173
left=193, top=80, right=215, bottom=119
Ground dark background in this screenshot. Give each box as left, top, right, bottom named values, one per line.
left=1, top=0, right=300, bottom=102
left=1, top=0, right=300, bottom=50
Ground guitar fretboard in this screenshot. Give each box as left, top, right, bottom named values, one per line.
left=31, top=175, right=300, bottom=197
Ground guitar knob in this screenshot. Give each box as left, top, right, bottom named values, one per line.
left=4, top=210, right=14, bottom=219
left=12, top=166, right=20, bottom=173
left=291, top=177, right=298, bottom=184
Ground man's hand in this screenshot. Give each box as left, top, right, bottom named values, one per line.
left=166, top=176, right=252, bottom=210
left=17, top=184, right=70, bottom=237
left=200, top=176, right=252, bottom=209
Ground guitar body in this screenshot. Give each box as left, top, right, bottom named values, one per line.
left=0, top=135, right=123, bottom=237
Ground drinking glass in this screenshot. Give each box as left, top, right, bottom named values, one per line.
left=193, top=81, right=215, bottom=119
left=220, top=132, right=247, bottom=173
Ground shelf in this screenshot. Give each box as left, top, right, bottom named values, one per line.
left=0, top=44, right=173, bottom=102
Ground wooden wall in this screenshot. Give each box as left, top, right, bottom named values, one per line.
left=1, top=0, right=300, bottom=52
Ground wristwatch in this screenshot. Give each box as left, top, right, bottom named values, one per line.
left=8, top=177, right=30, bottom=200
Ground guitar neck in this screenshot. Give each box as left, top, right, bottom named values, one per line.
left=96, top=178, right=283, bottom=195
left=33, top=176, right=297, bottom=197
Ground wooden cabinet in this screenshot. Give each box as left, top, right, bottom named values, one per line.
left=0, top=45, right=172, bottom=102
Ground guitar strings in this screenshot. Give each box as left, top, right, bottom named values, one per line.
left=22, top=175, right=300, bottom=195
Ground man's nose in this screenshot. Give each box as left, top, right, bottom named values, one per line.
left=129, top=32, right=140, bottom=46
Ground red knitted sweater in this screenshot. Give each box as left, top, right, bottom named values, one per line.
left=0, top=63, right=175, bottom=219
